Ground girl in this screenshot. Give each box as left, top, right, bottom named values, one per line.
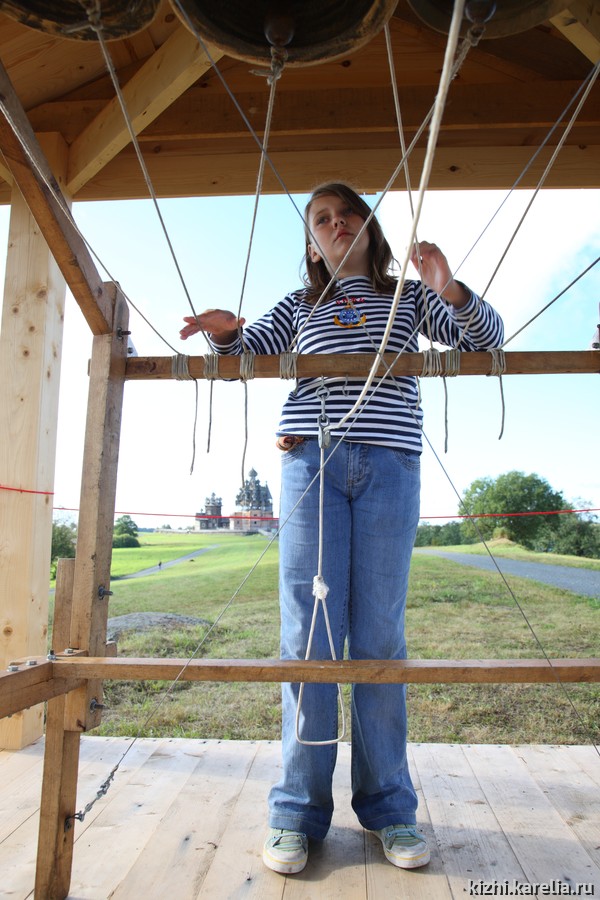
left=181, top=183, right=504, bottom=875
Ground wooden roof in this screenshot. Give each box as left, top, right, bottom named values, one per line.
left=1, top=0, right=600, bottom=203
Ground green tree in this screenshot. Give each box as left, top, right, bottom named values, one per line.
left=460, top=471, right=566, bottom=548
left=113, top=514, right=140, bottom=548
left=51, top=520, right=77, bottom=577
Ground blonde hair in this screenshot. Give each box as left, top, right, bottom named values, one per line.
left=302, top=182, right=397, bottom=301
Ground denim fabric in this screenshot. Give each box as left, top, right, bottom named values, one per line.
left=268, top=439, right=421, bottom=839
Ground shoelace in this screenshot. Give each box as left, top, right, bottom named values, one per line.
left=272, top=830, right=306, bottom=850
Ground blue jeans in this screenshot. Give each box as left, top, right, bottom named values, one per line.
left=268, top=439, right=421, bottom=839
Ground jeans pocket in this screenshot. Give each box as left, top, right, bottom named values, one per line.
left=391, top=448, right=421, bottom=472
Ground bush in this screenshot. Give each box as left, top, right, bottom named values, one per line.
left=112, top=533, right=140, bottom=549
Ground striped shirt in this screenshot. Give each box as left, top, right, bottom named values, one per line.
left=209, top=276, right=504, bottom=452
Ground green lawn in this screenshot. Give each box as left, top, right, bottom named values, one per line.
left=428, top=538, right=600, bottom=570
left=82, top=532, right=599, bottom=746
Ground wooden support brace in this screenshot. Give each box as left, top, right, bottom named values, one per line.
left=0, top=57, right=112, bottom=335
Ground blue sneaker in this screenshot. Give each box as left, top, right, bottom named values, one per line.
left=263, top=828, right=308, bottom=874
left=372, top=824, right=430, bottom=869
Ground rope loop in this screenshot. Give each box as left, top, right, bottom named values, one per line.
left=239, top=351, right=255, bottom=382
left=444, top=348, right=461, bottom=376
left=488, top=348, right=507, bottom=377
left=421, top=348, right=443, bottom=377
left=171, top=354, right=193, bottom=380
left=203, top=353, right=220, bottom=380
left=279, top=351, right=298, bottom=380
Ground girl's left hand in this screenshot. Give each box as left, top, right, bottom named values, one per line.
left=410, top=241, right=469, bottom=307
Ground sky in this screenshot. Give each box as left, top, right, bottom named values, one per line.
left=1, top=186, right=599, bottom=530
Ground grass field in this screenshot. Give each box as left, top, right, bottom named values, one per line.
left=81, top=532, right=600, bottom=746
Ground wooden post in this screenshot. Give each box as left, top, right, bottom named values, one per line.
left=65, top=283, right=129, bottom=731
left=0, top=134, right=68, bottom=750
left=35, top=285, right=128, bottom=897
left=35, top=558, right=81, bottom=900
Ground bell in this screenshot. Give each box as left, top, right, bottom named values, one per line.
left=407, top=0, right=569, bottom=39
left=0, top=0, right=160, bottom=40
left=171, top=0, right=399, bottom=66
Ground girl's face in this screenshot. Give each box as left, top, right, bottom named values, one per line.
left=306, top=194, right=370, bottom=278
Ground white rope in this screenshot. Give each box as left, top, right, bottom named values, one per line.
left=295, top=438, right=347, bottom=747
left=171, top=354, right=193, bottom=380
left=239, top=351, right=256, bottom=382
left=279, top=351, right=298, bottom=380
left=330, top=0, right=467, bottom=438
left=421, top=349, right=443, bottom=377
left=203, top=353, right=220, bottom=380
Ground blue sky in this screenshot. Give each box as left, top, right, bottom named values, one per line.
left=1, top=187, right=599, bottom=528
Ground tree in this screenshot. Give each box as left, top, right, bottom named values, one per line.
left=51, top=520, right=77, bottom=577
left=460, top=471, right=566, bottom=548
left=113, top=514, right=140, bottom=548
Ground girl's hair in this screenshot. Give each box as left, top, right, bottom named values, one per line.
left=302, top=182, right=397, bottom=301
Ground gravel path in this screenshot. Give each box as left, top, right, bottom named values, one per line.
left=414, top=549, right=600, bottom=599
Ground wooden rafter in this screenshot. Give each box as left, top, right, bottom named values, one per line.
left=67, top=28, right=224, bottom=194
left=0, top=59, right=113, bottom=335
left=550, top=1, right=600, bottom=63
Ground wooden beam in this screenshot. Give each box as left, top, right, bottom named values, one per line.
left=67, top=28, right=224, bottom=194
left=36, top=558, right=80, bottom=900
left=125, top=350, right=600, bottom=381
left=0, top=660, right=83, bottom=720
left=75, top=143, right=600, bottom=199
left=0, top=57, right=112, bottom=334
left=53, top=656, right=600, bottom=684
left=0, top=138, right=69, bottom=750
left=64, top=285, right=129, bottom=733
left=551, top=2, right=600, bottom=63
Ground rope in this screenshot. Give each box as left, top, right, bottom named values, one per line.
left=487, top=349, right=507, bottom=440
left=171, top=354, right=192, bottom=380
left=239, top=352, right=255, bottom=382
left=295, top=429, right=347, bottom=747
left=279, top=351, right=298, bottom=380
left=330, top=0, right=469, bottom=437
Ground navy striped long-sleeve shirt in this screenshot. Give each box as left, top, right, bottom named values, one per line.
left=209, top=275, right=504, bottom=452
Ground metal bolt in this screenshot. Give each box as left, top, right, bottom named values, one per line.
left=7, top=664, right=20, bottom=672
left=26, top=659, right=38, bottom=666
left=64, top=648, right=76, bottom=655
left=89, top=698, right=106, bottom=712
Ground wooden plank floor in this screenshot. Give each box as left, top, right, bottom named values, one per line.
left=0, top=738, right=599, bottom=898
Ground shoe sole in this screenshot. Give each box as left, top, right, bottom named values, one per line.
left=383, top=846, right=431, bottom=869
left=262, top=849, right=307, bottom=875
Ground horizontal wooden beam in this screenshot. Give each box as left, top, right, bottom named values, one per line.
left=53, top=657, right=600, bottom=685
left=0, top=660, right=84, bottom=720
left=3, top=656, right=597, bottom=718
left=73, top=143, right=600, bottom=199
left=126, top=350, right=600, bottom=381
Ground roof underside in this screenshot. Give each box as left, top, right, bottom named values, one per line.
left=0, top=0, right=599, bottom=202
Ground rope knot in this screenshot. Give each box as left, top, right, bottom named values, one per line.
left=312, top=575, right=329, bottom=601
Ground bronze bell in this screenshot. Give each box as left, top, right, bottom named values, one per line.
left=0, top=0, right=160, bottom=40
left=171, top=0, right=399, bottom=66
left=407, top=0, right=570, bottom=39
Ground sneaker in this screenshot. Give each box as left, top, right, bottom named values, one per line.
left=372, top=824, right=430, bottom=869
left=263, top=828, right=308, bottom=874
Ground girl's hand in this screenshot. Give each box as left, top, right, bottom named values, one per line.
left=180, top=309, right=245, bottom=341
left=410, top=241, right=469, bottom=308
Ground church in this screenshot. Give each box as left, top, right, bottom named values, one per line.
left=194, top=468, right=278, bottom=533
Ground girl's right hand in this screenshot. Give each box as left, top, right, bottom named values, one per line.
left=180, top=309, right=245, bottom=341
